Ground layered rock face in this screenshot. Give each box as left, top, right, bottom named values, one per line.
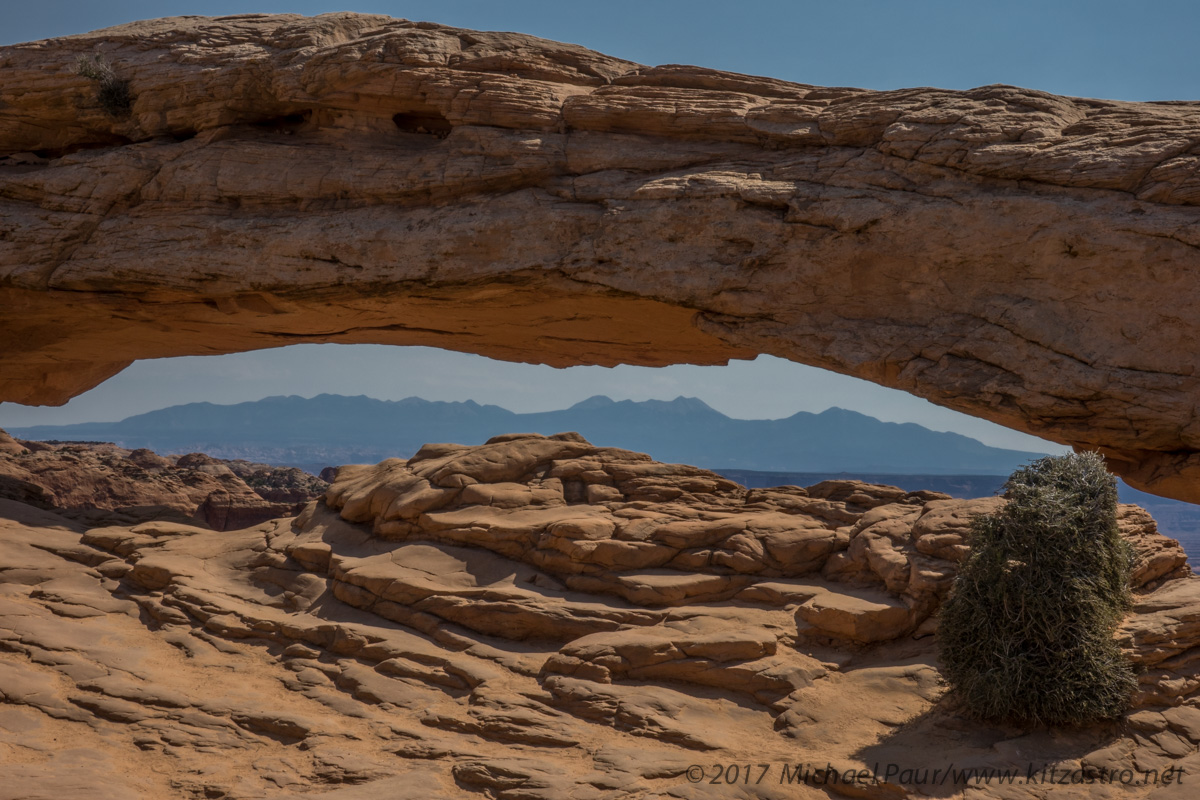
left=2, top=433, right=1200, bottom=798
left=0, top=429, right=326, bottom=529
left=312, top=432, right=1187, bottom=646
left=4, top=14, right=1200, bottom=500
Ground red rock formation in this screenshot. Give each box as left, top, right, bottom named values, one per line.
left=3, top=15, right=1200, bottom=500
left=0, top=431, right=326, bottom=529
left=1, top=432, right=1198, bottom=798
left=311, top=433, right=1189, bottom=645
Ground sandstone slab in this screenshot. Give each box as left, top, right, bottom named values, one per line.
left=0, top=434, right=1198, bottom=799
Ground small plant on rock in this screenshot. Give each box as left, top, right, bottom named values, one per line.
left=75, top=54, right=133, bottom=118
left=938, top=451, right=1136, bottom=726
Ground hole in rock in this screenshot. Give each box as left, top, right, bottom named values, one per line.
left=392, top=110, right=452, bottom=138
left=250, top=110, right=312, bottom=134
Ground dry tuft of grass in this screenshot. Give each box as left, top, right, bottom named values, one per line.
left=75, top=54, right=133, bottom=118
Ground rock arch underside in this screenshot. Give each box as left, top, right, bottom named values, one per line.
left=3, top=13, right=1200, bottom=503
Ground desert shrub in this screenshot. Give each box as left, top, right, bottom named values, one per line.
left=75, top=54, right=133, bottom=117
left=938, top=451, right=1136, bottom=725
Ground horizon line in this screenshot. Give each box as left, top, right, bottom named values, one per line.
left=3, top=391, right=1052, bottom=455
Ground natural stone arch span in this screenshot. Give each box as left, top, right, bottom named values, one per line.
left=3, top=13, right=1200, bottom=501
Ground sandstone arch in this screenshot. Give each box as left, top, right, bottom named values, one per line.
left=3, top=13, right=1200, bottom=501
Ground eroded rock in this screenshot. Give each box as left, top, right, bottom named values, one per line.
left=0, top=432, right=326, bottom=530
left=0, top=434, right=1197, bottom=799
left=311, top=434, right=1187, bottom=644
left=5, top=15, right=1200, bottom=501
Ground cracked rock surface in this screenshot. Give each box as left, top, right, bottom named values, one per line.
left=2, top=432, right=1200, bottom=798
left=0, top=428, right=327, bottom=530
left=4, top=14, right=1200, bottom=500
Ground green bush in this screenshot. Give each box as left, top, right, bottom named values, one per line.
left=938, top=451, right=1136, bottom=725
left=75, top=54, right=133, bottom=118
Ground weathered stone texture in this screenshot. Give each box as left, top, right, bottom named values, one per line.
left=0, top=431, right=326, bottom=529
left=2, top=433, right=1199, bottom=798
left=3, top=14, right=1200, bottom=500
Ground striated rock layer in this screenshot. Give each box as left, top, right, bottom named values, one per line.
left=3, top=432, right=1200, bottom=798
left=0, top=429, right=327, bottom=530
left=3, top=14, right=1200, bottom=501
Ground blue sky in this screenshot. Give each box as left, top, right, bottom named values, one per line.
left=3, top=1, right=1188, bottom=450
left=5, top=1, right=1198, bottom=100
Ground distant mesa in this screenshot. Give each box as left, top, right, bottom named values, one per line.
left=0, top=430, right=327, bottom=530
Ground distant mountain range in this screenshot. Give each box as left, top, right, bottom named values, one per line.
left=11, top=395, right=1200, bottom=567
left=9, top=393, right=1048, bottom=475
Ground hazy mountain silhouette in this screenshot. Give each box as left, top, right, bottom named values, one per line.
left=10, top=393, right=1048, bottom=475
